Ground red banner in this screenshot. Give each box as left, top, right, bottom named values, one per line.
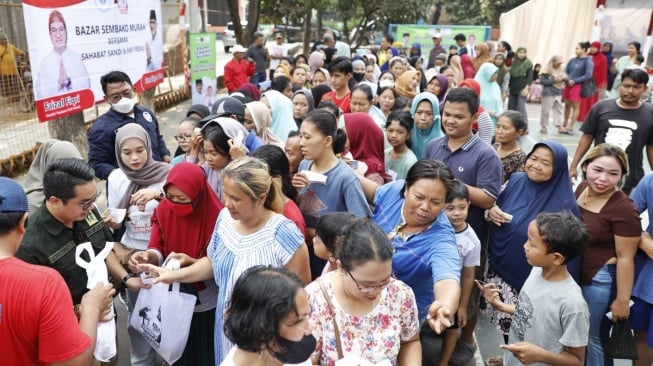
left=35, top=89, right=95, bottom=122
left=22, top=0, right=84, bottom=7
left=134, top=68, right=165, bottom=92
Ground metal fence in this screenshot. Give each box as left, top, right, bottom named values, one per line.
left=0, top=3, right=189, bottom=177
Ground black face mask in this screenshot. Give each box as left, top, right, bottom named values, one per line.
left=274, top=334, right=317, bottom=364
left=352, top=72, right=365, bottom=82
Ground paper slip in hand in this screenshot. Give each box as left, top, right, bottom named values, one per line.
left=103, top=208, right=127, bottom=223
left=606, top=300, right=634, bottom=320
left=386, top=169, right=398, bottom=181
left=301, top=170, right=328, bottom=184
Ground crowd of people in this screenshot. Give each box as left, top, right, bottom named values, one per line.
left=1, top=30, right=653, bottom=366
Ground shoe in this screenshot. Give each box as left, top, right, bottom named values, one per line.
left=450, top=340, right=476, bottom=366
left=540, top=127, right=547, bottom=134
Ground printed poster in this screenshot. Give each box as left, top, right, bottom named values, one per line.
left=189, top=33, right=217, bottom=108
left=22, top=0, right=164, bottom=122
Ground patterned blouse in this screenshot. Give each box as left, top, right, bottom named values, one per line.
left=494, top=144, right=526, bottom=183
left=306, top=271, right=419, bottom=366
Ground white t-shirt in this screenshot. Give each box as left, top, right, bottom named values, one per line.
left=107, top=169, right=165, bottom=250
left=268, top=42, right=288, bottom=70
left=220, top=347, right=311, bottom=366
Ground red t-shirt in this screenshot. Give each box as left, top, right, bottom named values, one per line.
left=321, top=91, right=351, bottom=114
left=283, top=199, right=307, bottom=237
left=0, top=257, right=91, bottom=365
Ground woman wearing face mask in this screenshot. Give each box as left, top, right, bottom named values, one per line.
left=307, top=219, right=420, bottom=365
left=130, top=162, right=224, bottom=366
left=106, top=123, right=170, bottom=366
left=352, top=59, right=367, bottom=84
left=139, top=157, right=311, bottom=364
left=223, top=266, right=314, bottom=366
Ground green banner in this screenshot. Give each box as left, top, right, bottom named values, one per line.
left=190, top=32, right=217, bottom=107
left=390, top=24, right=491, bottom=67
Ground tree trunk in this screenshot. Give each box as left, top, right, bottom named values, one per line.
left=226, top=0, right=243, bottom=45
left=139, top=88, right=156, bottom=112
left=302, top=3, right=312, bottom=57
left=246, top=0, right=261, bottom=44
left=316, top=8, right=323, bottom=43
left=47, top=112, right=89, bottom=159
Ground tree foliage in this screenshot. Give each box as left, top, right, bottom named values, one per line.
left=435, top=0, right=529, bottom=26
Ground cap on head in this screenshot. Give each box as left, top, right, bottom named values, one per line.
left=231, top=44, right=247, bottom=54
left=432, top=32, right=441, bottom=39
left=211, top=96, right=245, bottom=117
left=0, top=177, right=28, bottom=213
left=149, top=10, right=156, bottom=21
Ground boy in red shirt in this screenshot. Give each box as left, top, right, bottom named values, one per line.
left=322, top=56, right=353, bottom=113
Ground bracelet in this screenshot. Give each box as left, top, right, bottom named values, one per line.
left=122, top=273, right=136, bottom=284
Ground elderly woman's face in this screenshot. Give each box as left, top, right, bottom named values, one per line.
left=402, top=178, right=447, bottom=227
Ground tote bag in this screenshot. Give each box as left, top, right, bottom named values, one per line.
left=130, top=261, right=196, bottom=364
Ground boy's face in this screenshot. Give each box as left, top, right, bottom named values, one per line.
left=330, top=71, right=350, bottom=91
left=442, top=101, right=475, bottom=139
left=523, top=220, right=556, bottom=267
left=444, top=197, right=469, bottom=231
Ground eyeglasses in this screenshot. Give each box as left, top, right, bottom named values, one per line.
left=346, top=270, right=394, bottom=293
left=107, top=89, right=134, bottom=104
left=78, top=190, right=102, bottom=211
left=174, top=134, right=192, bottom=142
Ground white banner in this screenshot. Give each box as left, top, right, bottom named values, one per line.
left=23, top=0, right=164, bottom=122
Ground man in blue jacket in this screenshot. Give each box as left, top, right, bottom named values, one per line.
left=88, top=71, right=170, bottom=180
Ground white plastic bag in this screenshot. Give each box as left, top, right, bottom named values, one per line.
left=129, top=259, right=196, bottom=364
left=75, top=241, right=116, bottom=362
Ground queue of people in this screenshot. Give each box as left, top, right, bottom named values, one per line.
left=2, top=33, right=653, bottom=366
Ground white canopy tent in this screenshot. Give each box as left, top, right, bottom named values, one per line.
left=500, top=0, right=652, bottom=66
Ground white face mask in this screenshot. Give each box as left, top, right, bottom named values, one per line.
left=111, top=96, right=137, bottom=114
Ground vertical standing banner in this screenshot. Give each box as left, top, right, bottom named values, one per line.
left=22, top=0, right=164, bottom=122
left=189, top=33, right=217, bottom=108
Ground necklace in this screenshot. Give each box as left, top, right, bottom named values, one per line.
left=582, top=188, right=613, bottom=206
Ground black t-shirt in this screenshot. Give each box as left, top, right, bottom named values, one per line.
left=581, top=99, right=653, bottom=189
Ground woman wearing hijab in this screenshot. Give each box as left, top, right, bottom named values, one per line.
left=578, top=41, right=608, bottom=122
left=408, top=55, right=427, bottom=92
left=410, top=42, right=422, bottom=57
left=344, top=112, right=386, bottom=185
left=395, top=69, right=419, bottom=99
left=235, top=82, right=261, bottom=101
left=539, top=55, right=566, bottom=134
left=472, top=42, right=492, bottom=72
left=448, top=55, right=465, bottom=87
left=311, top=67, right=331, bottom=87
left=24, top=139, right=82, bottom=214
left=480, top=141, right=580, bottom=340
left=460, top=54, right=476, bottom=79
left=602, top=42, right=615, bottom=90
left=433, top=73, right=449, bottom=110
left=494, top=54, right=510, bottom=102
left=308, top=51, right=324, bottom=77
left=508, top=47, right=533, bottom=120
left=310, top=84, right=332, bottom=106
left=458, top=79, right=495, bottom=144
left=261, top=89, right=296, bottom=143
left=131, top=162, right=223, bottom=366
left=409, top=92, right=441, bottom=159
left=475, top=63, right=504, bottom=126
left=244, top=101, right=284, bottom=148
left=380, top=47, right=400, bottom=72
left=107, top=123, right=171, bottom=365
left=291, top=89, right=315, bottom=127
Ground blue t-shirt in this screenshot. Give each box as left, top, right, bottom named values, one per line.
left=373, top=180, right=460, bottom=321
left=423, top=134, right=503, bottom=246
left=629, top=173, right=653, bottom=303
left=296, top=159, right=372, bottom=228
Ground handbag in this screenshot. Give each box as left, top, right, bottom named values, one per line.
left=129, top=259, right=197, bottom=364
left=318, top=278, right=344, bottom=359
left=580, top=58, right=597, bottom=98
left=604, top=319, right=638, bottom=360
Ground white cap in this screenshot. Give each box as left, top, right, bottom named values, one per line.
left=231, top=44, right=247, bottom=54
left=432, top=32, right=441, bottom=38
left=425, top=68, right=438, bottom=83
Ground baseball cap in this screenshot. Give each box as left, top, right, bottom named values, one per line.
left=424, top=69, right=438, bottom=83
left=211, top=96, right=245, bottom=117
left=0, top=177, right=28, bottom=213
left=275, top=33, right=283, bottom=39
left=231, top=44, right=247, bottom=54
left=432, top=32, right=441, bottom=39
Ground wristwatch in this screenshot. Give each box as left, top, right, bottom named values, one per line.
left=122, top=273, right=136, bottom=284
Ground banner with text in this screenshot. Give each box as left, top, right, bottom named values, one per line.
left=189, top=33, right=217, bottom=107
left=23, top=0, right=164, bottom=122
left=391, top=24, right=491, bottom=67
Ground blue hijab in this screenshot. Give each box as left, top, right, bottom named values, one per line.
left=380, top=47, right=400, bottom=72
left=474, top=62, right=503, bottom=126
left=409, top=92, right=442, bottom=159
left=488, top=141, right=581, bottom=290
left=262, top=90, right=296, bottom=143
